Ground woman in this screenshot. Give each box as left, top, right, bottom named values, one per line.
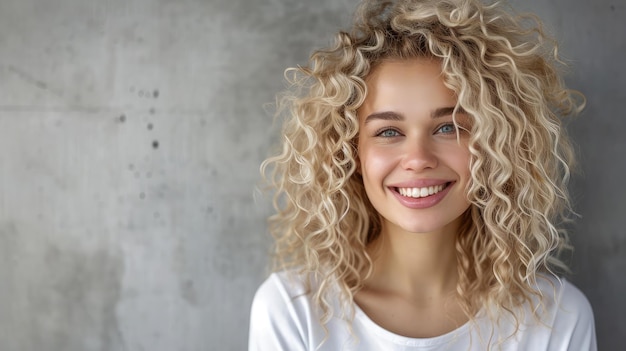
left=249, top=0, right=597, bottom=349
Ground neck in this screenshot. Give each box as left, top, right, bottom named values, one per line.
left=365, top=219, right=461, bottom=299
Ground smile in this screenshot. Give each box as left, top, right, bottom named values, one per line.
left=396, top=183, right=450, bottom=198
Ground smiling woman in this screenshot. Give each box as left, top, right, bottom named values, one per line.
left=357, top=59, right=472, bottom=238
left=354, top=58, right=474, bottom=338
left=249, top=0, right=597, bottom=350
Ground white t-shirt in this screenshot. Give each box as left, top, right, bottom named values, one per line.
left=249, top=271, right=596, bottom=351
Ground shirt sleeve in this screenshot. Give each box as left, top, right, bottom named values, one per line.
left=248, top=274, right=308, bottom=351
left=550, top=280, right=598, bottom=351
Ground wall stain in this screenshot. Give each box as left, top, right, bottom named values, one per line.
left=0, top=236, right=129, bottom=351
left=180, top=279, right=198, bottom=306
left=0, top=105, right=116, bottom=113
left=7, top=65, right=64, bottom=98
left=50, top=245, right=126, bottom=351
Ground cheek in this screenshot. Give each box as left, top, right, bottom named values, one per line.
left=359, top=146, right=395, bottom=176
left=438, top=141, right=470, bottom=162
left=449, top=149, right=472, bottom=180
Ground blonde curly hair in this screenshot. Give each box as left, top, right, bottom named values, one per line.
left=261, top=0, right=583, bottom=337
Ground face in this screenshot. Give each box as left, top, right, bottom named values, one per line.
left=357, top=58, right=472, bottom=235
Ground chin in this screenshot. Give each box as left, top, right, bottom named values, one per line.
left=388, top=213, right=466, bottom=235
left=393, top=221, right=448, bottom=235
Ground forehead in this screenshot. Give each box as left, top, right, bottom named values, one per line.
left=359, top=58, right=458, bottom=118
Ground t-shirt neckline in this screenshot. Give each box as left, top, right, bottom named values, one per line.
left=353, top=303, right=473, bottom=347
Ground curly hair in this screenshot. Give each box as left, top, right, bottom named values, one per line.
left=261, top=0, right=584, bottom=341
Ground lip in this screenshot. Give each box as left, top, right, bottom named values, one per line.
left=389, top=181, right=455, bottom=209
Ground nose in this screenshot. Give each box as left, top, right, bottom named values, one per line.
left=400, top=137, right=438, bottom=171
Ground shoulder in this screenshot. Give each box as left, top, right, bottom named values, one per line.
left=250, top=271, right=316, bottom=323
left=250, top=270, right=313, bottom=328
left=536, top=275, right=598, bottom=350
left=535, top=275, right=594, bottom=324
left=555, top=278, right=595, bottom=320
left=253, top=271, right=310, bottom=303
left=248, top=271, right=318, bottom=351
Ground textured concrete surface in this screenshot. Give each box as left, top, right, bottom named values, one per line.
left=0, top=0, right=356, bottom=350
left=0, top=0, right=622, bottom=350
left=509, top=0, right=626, bottom=348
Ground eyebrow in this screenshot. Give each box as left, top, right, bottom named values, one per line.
left=364, top=106, right=466, bottom=124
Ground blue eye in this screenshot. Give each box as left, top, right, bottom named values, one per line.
left=437, top=124, right=456, bottom=134
left=377, top=129, right=401, bottom=137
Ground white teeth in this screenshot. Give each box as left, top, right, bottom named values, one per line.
left=397, top=184, right=446, bottom=198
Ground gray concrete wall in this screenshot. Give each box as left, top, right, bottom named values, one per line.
left=0, top=0, right=622, bottom=350
left=509, top=0, right=626, bottom=348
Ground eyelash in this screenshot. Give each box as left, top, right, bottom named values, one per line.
left=436, top=123, right=457, bottom=134
left=375, top=123, right=462, bottom=137
left=376, top=128, right=402, bottom=137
